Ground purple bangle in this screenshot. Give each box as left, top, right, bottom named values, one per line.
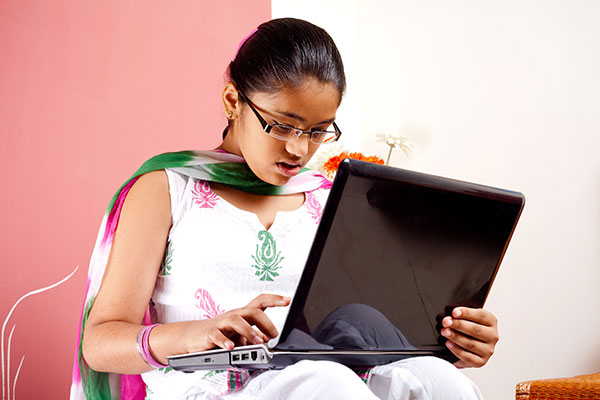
left=137, top=324, right=168, bottom=368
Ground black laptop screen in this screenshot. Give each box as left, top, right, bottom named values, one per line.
left=288, top=168, right=523, bottom=351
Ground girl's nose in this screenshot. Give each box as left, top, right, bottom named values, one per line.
left=285, top=132, right=310, bottom=157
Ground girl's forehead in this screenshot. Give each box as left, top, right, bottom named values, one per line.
left=267, top=78, right=340, bottom=99
left=252, top=80, right=341, bottom=122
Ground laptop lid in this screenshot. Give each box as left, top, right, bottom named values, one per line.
left=275, top=158, right=524, bottom=355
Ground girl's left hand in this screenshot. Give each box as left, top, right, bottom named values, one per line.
left=441, top=307, right=499, bottom=368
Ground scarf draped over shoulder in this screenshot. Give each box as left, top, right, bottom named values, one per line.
left=70, top=150, right=332, bottom=400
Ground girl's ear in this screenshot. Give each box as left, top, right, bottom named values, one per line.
left=222, top=82, right=241, bottom=120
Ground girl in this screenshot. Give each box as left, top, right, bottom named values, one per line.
left=73, top=18, right=498, bottom=400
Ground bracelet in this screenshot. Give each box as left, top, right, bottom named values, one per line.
left=137, top=324, right=168, bottom=368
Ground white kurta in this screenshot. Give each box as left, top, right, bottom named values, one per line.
left=142, top=169, right=483, bottom=400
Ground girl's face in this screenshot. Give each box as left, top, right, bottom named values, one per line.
left=222, top=78, right=341, bottom=186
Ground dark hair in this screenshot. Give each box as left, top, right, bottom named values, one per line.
left=228, top=18, right=346, bottom=100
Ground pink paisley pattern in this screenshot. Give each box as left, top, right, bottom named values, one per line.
left=72, top=150, right=334, bottom=400
left=192, top=180, right=219, bottom=209
left=195, top=289, right=225, bottom=319
left=304, top=191, right=323, bottom=223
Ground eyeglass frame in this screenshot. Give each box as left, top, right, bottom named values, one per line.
left=237, top=91, right=342, bottom=144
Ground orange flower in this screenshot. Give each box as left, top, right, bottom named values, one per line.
left=323, top=152, right=384, bottom=178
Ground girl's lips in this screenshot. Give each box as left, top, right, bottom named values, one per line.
left=277, top=162, right=302, bottom=177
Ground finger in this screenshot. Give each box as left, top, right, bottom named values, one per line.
left=442, top=317, right=498, bottom=343
left=217, top=313, right=265, bottom=345
left=436, top=305, right=458, bottom=322
left=245, top=294, right=291, bottom=310
left=258, top=331, right=270, bottom=343
left=452, top=307, right=497, bottom=327
left=207, top=327, right=235, bottom=350
left=441, top=328, right=491, bottom=359
left=445, top=340, right=487, bottom=368
left=238, top=309, right=279, bottom=339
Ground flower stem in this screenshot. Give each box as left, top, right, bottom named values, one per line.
left=386, top=146, right=393, bottom=165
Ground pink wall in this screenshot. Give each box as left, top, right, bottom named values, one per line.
left=0, top=1, right=270, bottom=398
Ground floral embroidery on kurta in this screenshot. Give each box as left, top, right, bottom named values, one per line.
left=304, top=191, right=323, bottom=223
left=192, top=180, right=219, bottom=208
left=195, top=289, right=226, bottom=319
left=159, top=242, right=173, bottom=276
left=157, top=366, right=173, bottom=374
left=200, top=370, right=226, bottom=381
left=251, top=230, right=284, bottom=281
left=144, top=385, right=154, bottom=399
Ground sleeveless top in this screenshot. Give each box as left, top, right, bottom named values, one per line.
left=141, top=169, right=330, bottom=399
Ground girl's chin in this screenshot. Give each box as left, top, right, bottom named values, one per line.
left=252, top=169, right=290, bottom=187
left=266, top=174, right=291, bottom=186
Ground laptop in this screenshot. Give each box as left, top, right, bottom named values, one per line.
left=167, top=158, right=525, bottom=372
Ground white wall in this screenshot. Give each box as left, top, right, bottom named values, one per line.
left=274, top=1, right=600, bottom=398
left=273, top=0, right=363, bottom=152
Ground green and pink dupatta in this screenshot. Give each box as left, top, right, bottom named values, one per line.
left=70, top=150, right=332, bottom=400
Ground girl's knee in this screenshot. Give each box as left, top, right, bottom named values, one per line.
left=372, top=357, right=483, bottom=400
left=297, top=360, right=358, bottom=378
left=261, top=360, right=378, bottom=400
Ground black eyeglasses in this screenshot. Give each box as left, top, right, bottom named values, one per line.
left=238, top=92, right=342, bottom=145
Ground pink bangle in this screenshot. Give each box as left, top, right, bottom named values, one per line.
left=137, top=324, right=168, bottom=368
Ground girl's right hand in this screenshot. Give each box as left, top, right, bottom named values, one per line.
left=188, top=294, right=291, bottom=352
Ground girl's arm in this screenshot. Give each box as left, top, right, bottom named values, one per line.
left=82, top=171, right=288, bottom=374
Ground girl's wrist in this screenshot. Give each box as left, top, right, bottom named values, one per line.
left=138, top=324, right=168, bottom=368
left=144, top=322, right=189, bottom=366
left=166, top=320, right=212, bottom=357
left=143, top=319, right=214, bottom=363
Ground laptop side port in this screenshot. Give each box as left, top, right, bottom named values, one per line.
left=231, top=348, right=271, bottom=365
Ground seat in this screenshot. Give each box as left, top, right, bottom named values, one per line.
left=516, top=372, right=600, bottom=399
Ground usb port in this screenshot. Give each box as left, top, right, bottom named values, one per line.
left=204, top=357, right=211, bottom=363
left=232, top=354, right=240, bottom=362
left=251, top=351, right=257, bottom=361
left=241, top=353, right=249, bottom=361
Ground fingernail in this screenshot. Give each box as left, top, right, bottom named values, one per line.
left=454, top=309, right=462, bottom=317
left=443, top=317, right=453, bottom=327
left=253, top=335, right=264, bottom=344
left=446, top=341, right=454, bottom=349
left=225, top=341, right=234, bottom=349
left=441, top=328, right=451, bottom=337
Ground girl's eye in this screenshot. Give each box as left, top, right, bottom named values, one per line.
left=313, top=124, right=332, bottom=132
left=271, top=125, right=294, bottom=136
left=274, top=121, right=293, bottom=128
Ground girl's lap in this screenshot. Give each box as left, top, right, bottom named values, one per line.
left=370, top=356, right=483, bottom=400
left=228, top=357, right=481, bottom=400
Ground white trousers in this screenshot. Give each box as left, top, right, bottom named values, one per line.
left=222, top=357, right=483, bottom=400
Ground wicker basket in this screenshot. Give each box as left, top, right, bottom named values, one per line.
left=516, top=373, right=600, bottom=399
